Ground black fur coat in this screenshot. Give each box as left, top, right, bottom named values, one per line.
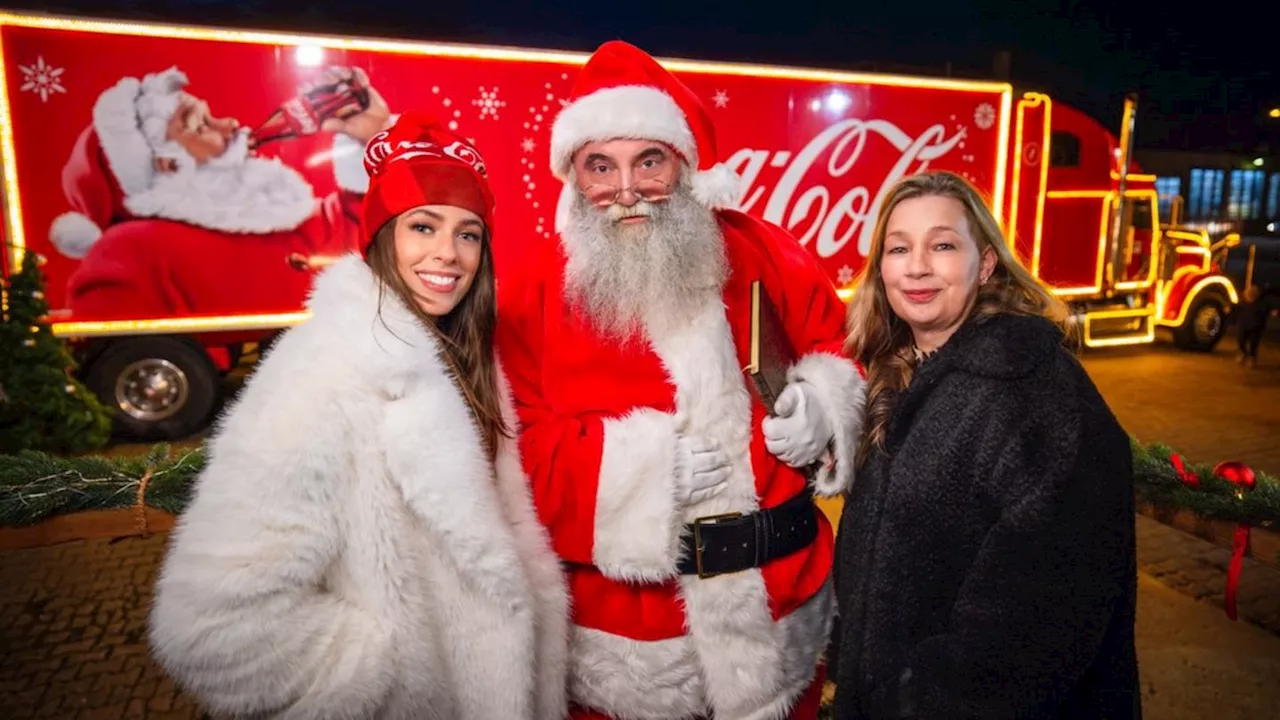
left=830, top=313, right=1140, bottom=719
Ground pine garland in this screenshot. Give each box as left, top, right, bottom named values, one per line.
left=1130, top=438, right=1278, bottom=531
left=1, top=438, right=1278, bottom=531
left=0, top=444, right=203, bottom=527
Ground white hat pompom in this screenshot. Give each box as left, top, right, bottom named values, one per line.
left=49, top=211, right=104, bottom=259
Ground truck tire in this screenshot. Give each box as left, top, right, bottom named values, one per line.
left=83, top=337, right=219, bottom=441
left=1171, top=292, right=1228, bottom=352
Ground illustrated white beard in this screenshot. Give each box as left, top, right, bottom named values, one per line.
left=124, top=130, right=318, bottom=234
left=561, top=183, right=728, bottom=343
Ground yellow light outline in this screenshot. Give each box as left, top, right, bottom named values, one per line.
left=1081, top=306, right=1155, bottom=348
left=1045, top=189, right=1161, bottom=297
left=1154, top=276, right=1239, bottom=328
left=51, top=312, right=311, bottom=338
left=0, top=25, right=25, bottom=270
left=1008, top=92, right=1051, bottom=275
left=2, top=10, right=1013, bottom=329
left=0, top=12, right=1015, bottom=92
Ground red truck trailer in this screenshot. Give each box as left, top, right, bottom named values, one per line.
left=0, top=11, right=1236, bottom=440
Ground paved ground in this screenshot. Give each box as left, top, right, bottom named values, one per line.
left=2, top=328, right=1279, bottom=719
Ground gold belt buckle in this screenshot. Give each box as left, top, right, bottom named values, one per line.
left=692, top=512, right=744, bottom=579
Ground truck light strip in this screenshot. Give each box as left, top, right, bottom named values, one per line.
left=1008, top=92, right=1052, bottom=277
left=1030, top=94, right=1051, bottom=277
left=1047, top=193, right=1112, bottom=297
left=992, top=90, right=1012, bottom=226
left=0, top=12, right=1013, bottom=276
left=1081, top=306, right=1155, bottom=348
left=0, top=27, right=26, bottom=270
left=0, top=13, right=1014, bottom=91
left=51, top=312, right=312, bottom=338
left=1045, top=189, right=1161, bottom=297
left=1112, top=188, right=1162, bottom=291
left=1154, top=276, right=1238, bottom=328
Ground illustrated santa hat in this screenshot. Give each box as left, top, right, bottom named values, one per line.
left=550, top=40, right=743, bottom=232
left=360, top=110, right=495, bottom=254
left=50, top=67, right=192, bottom=258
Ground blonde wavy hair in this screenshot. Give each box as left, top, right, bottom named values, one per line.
left=844, top=171, right=1071, bottom=462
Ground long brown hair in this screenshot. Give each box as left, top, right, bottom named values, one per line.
left=365, top=221, right=511, bottom=461
left=844, top=171, right=1071, bottom=461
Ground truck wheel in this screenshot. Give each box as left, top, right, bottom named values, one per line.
left=1172, top=294, right=1227, bottom=352
left=83, top=337, right=219, bottom=441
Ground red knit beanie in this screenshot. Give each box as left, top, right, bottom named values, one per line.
left=360, top=111, right=494, bottom=254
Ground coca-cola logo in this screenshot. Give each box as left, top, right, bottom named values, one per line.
left=366, top=132, right=494, bottom=176
left=725, top=118, right=966, bottom=259
left=282, top=97, right=319, bottom=135
left=363, top=134, right=488, bottom=178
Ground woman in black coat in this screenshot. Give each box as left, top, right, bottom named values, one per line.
left=831, top=171, right=1140, bottom=719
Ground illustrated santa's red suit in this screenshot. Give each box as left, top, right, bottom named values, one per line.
left=496, top=41, right=867, bottom=720
left=49, top=66, right=377, bottom=321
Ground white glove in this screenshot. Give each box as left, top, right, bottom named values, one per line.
left=762, top=382, right=833, bottom=468
left=674, top=436, right=731, bottom=506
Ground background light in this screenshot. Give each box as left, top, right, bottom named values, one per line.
left=825, top=90, right=851, bottom=113
left=295, top=44, right=324, bottom=67
left=1253, top=157, right=1265, bottom=167
left=809, top=98, right=822, bottom=112
left=1270, top=108, right=1280, bottom=119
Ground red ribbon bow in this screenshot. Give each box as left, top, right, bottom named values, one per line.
left=1212, top=461, right=1257, bottom=622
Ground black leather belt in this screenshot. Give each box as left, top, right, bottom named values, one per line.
left=677, top=486, right=819, bottom=579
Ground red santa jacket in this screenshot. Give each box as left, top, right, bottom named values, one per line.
left=496, top=209, right=865, bottom=719
left=64, top=136, right=364, bottom=322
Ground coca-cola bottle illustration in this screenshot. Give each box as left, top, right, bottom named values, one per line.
left=248, top=67, right=371, bottom=149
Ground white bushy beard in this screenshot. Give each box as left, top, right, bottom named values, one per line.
left=561, top=182, right=728, bottom=343
left=124, top=130, right=318, bottom=234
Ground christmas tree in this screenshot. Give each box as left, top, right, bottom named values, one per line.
left=0, top=250, right=112, bottom=454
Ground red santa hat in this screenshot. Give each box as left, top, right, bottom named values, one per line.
left=50, top=67, right=191, bottom=259
left=360, top=111, right=495, bottom=254
left=549, top=40, right=742, bottom=232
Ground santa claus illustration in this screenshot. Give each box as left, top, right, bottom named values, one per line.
left=496, top=41, right=866, bottom=720
left=50, top=66, right=388, bottom=321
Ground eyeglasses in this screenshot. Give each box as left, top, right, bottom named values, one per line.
left=581, top=177, right=672, bottom=206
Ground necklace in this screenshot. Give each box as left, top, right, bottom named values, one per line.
left=911, top=345, right=938, bottom=365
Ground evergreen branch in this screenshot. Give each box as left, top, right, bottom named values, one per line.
left=1, top=437, right=1278, bottom=531
left=0, top=445, right=204, bottom=526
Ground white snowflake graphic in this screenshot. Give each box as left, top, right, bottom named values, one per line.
left=974, top=103, right=996, bottom=130
left=712, top=90, right=729, bottom=108
left=837, top=265, right=854, bottom=285
left=521, top=138, right=536, bottom=153
left=19, top=56, right=65, bottom=103
left=472, top=86, right=506, bottom=120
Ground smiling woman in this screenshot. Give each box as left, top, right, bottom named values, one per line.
left=147, top=111, right=570, bottom=720
left=831, top=171, right=1139, bottom=719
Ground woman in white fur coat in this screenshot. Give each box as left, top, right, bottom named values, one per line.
left=148, top=111, right=569, bottom=720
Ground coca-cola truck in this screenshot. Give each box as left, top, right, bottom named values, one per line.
left=0, top=11, right=1236, bottom=440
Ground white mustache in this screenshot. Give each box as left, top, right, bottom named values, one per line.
left=605, top=200, right=656, bottom=221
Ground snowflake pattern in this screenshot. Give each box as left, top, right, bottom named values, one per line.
left=429, top=86, right=464, bottom=131
left=19, top=56, right=65, bottom=103
left=712, top=90, right=729, bottom=108
left=837, top=265, right=855, bottom=285
left=518, top=75, right=573, bottom=238
left=974, top=103, right=996, bottom=131
left=472, top=86, right=506, bottom=120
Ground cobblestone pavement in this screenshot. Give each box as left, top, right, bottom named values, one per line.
left=0, top=533, right=200, bottom=719
left=1, top=331, right=1278, bottom=719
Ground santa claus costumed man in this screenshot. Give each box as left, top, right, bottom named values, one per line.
left=495, top=41, right=867, bottom=720
left=49, top=66, right=389, bottom=321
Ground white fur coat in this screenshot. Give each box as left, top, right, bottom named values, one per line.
left=148, top=255, right=569, bottom=720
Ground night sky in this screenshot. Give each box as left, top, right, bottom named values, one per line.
left=25, top=0, right=1280, bottom=153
